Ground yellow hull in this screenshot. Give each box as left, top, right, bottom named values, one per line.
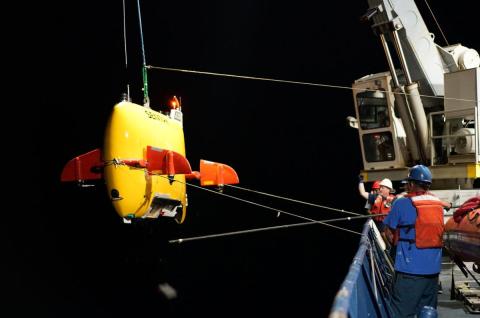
left=103, top=101, right=187, bottom=223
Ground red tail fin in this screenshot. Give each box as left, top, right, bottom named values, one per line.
left=199, top=160, right=239, bottom=186
left=61, top=148, right=103, bottom=182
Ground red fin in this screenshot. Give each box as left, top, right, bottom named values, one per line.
left=185, top=171, right=201, bottom=180
left=146, top=146, right=192, bottom=175
left=199, top=160, right=239, bottom=186
left=61, top=148, right=103, bottom=182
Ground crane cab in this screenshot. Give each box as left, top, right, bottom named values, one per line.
left=352, top=72, right=408, bottom=171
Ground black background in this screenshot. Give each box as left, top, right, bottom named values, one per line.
left=6, top=1, right=478, bottom=317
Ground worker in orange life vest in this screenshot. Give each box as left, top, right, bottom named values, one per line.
left=383, top=165, right=445, bottom=317
left=358, top=176, right=395, bottom=231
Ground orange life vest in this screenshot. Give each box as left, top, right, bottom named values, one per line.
left=395, top=192, right=445, bottom=248
left=369, top=194, right=395, bottom=222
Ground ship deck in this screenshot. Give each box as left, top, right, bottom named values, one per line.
left=437, top=257, right=479, bottom=317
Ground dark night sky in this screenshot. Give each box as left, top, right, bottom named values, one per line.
left=7, top=1, right=479, bottom=317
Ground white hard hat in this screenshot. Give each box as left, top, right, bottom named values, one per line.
left=379, top=178, right=393, bottom=190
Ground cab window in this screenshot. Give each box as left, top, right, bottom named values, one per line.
left=362, top=132, right=395, bottom=162
left=357, top=91, right=390, bottom=130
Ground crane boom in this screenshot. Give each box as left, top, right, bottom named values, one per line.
left=367, top=0, right=445, bottom=98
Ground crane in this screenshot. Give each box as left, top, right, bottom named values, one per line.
left=344, top=1, right=480, bottom=306
left=348, top=0, right=480, bottom=204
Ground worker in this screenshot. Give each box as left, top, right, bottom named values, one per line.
left=358, top=175, right=395, bottom=231
left=395, top=180, right=410, bottom=199
left=383, top=165, right=444, bottom=317
left=359, top=178, right=381, bottom=211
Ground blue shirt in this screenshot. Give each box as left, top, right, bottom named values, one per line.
left=383, top=197, right=442, bottom=275
left=367, top=193, right=377, bottom=204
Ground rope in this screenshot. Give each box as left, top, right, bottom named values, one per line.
left=147, top=65, right=479, bottom=104
left=226, top=184, right=361, bottom=216
left=169, top=214, right=388, bottom=244
left=168, top=176, right=359, bottom=234
left=148, top=65, right=350, bottom=90
left=156, top=176, right=373, bottom=242
left=423, top=0, right=449, bottom=46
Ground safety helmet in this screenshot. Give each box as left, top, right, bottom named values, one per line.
left=372, top=180, right=381, bottom=189
left=379, top=178, right=393, bottom=190
left=407, top=165, right=432, bottom=184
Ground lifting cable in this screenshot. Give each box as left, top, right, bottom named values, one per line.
left=121, top=0, right=130, bottom=99
left=422, top=0, right=449, bottom=46
left=136, top=0, right=150, bottom=107
left=147, top=65, right=479, bottom=104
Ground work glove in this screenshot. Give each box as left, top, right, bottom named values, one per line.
left=444, top=202, right=452, bottom=212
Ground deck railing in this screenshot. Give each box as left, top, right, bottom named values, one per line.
left=329, top=220, right=440, bottom=317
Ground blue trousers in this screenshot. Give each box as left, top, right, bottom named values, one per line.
left=390, top=272, right=438, bottom=317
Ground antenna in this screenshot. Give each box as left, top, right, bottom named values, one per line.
left=136, top=0, right=150, bottom=108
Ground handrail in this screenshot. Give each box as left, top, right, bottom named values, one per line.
left=329, top=222, right=393, bottom=318
left=329, top=220, right=439, bottom=317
